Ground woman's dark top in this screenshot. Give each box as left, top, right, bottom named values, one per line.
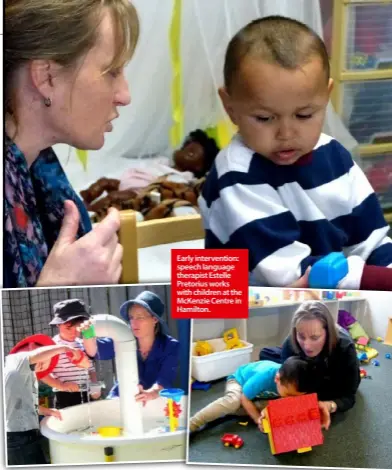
left=282, top=327, right=360, bottom=412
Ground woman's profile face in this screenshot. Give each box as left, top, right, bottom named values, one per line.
left=128, top=305, right=157, bottom=339
left=52, top=8, right=131, bottom=150
left=296, top=318, right=327, bottom=358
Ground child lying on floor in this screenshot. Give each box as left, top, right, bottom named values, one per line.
left=190, top=357, right=318, bottom=432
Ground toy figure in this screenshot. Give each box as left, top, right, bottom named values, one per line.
left=80, top=129, right=219, bottom=221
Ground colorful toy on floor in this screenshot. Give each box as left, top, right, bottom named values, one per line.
left=194, top=340, right=213, bottom=356
left=357, top=336, right=369, bottom=346
left=261, top=393, right=324, bottom=455
left=372, top=360, right=380, bottom=366
left=355, top=344, right=378, bottom=362
left=360, top=368, right=372, bottom=379
left=221, top=433, right=244, bottom=449
left=385, top=353, right=391, bottom=359
left=191, top=380, right=212, bottom=391
left=223, top=328, right=244, bottom=350
left=308, top=252, right=348, bottom=289
left=377, top=337, right=383, bottom=342
left=159, top=388, right=185, bottom=432
left=357, top=352, right=368, bottom=362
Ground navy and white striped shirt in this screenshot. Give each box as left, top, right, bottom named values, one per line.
left=199, top=133, right=392, bottom=287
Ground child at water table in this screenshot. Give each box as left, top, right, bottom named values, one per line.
left=41, top=299, right=100, bottom=409
left=5, top=334, right=88, bottom=465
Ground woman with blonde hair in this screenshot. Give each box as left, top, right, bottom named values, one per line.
left=260, top=300, right=360, bottom=422
left=4, top=0, right=139, bottom=287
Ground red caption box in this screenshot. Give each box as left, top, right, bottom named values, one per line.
left=171, top=249, right=249, bottom=319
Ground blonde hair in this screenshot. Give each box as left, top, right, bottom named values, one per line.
left=5, top=0, right=139, bottom=117
left=289, top=301, right=338, bottom=356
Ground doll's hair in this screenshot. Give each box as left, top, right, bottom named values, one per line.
left=182, top=129, right=220, bottom=177
left=224, top=15, right=330, bottom=92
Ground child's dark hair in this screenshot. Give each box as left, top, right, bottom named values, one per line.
left=224, top=15, right=330, bottom=92
left=279, top=356, right=314, bottom=393
left=182, top=129, right=220, bottom=177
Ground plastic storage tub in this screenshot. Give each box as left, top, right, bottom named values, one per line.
left=191, top=338, right=254, bottom=382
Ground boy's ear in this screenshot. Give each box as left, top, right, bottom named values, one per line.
left=218, top=87, right=238, bottom=125
left=274, top=372, right=280, bottom=384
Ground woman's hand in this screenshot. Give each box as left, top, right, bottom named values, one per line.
left=37, top=201, right=123, bottom=287
left=257, top=409, right=266, bottom=432
left=135, top=385, right=160, bottom=406
left=318, top=401, right=331, bottom=430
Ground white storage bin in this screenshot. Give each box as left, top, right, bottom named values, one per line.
left=191, top=338, right=254, bottom=382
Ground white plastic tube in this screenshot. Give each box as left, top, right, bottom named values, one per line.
left=92, top=314, right=143, bottom=435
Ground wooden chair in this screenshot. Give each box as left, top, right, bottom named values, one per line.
left=119, top=210, right=205, bottom=284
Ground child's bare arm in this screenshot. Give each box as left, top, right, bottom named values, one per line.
left=240, top=394, right=260, bottom=424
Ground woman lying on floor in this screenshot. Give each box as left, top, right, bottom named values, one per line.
left=260, top=300, right=361, bottom=422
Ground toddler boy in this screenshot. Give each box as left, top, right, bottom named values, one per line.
left=42, top=299, right=100, bottom=409
left=189, top=356, right=313, bottom=432
left=199, top=15, right=392, bottom=290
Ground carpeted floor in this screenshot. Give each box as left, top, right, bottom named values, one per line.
left=187, top=341, right=392, bottom=468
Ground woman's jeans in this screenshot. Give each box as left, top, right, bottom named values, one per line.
left=7, top=429, right=47, bottom=465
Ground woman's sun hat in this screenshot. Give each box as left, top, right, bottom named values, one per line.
left=120, top=291, right=169, bottom=336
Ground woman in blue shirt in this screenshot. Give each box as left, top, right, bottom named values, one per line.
left=96, top=291, right=179, bottom=404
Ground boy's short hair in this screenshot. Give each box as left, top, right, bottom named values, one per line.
left=224, top=15, right=330, bottom=91
left=279, top=356, right=314, bottom=393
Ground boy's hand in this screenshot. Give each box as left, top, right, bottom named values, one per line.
left=90, top=390, right=101, bottom=400
left=64, top=347, right=91, bottom=369
left=318, top=401, right=331, bottom=430
left=77, top=319, right=96, bottom=340
left=42, top=408, right=63, bottom=420
left=62, top=382, right=80, bottom=392
left=257, top=409, right=266, bottom=432
left=289, top=266, right=310, bottom=288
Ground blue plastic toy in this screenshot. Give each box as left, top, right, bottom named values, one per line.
left=386, top=353, right=391, bottom=360
left=192, top=380, right=212, bottom=391
left=309, top=253, right=349, bottom=289
left=372, top=360, right=380, bottom=366
left=357, top=352, right=368, bottom=362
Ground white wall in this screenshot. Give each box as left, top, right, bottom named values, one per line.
left=359, top=291, right=392, bottom=340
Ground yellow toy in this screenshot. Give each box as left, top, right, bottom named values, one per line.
left=223, top=328, right=244, bottom=350
left=194, top=340, right=213, bottom=356
left=160, top=389, right=185, bottom=432
left=355, top=344, right=378, bottom=362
